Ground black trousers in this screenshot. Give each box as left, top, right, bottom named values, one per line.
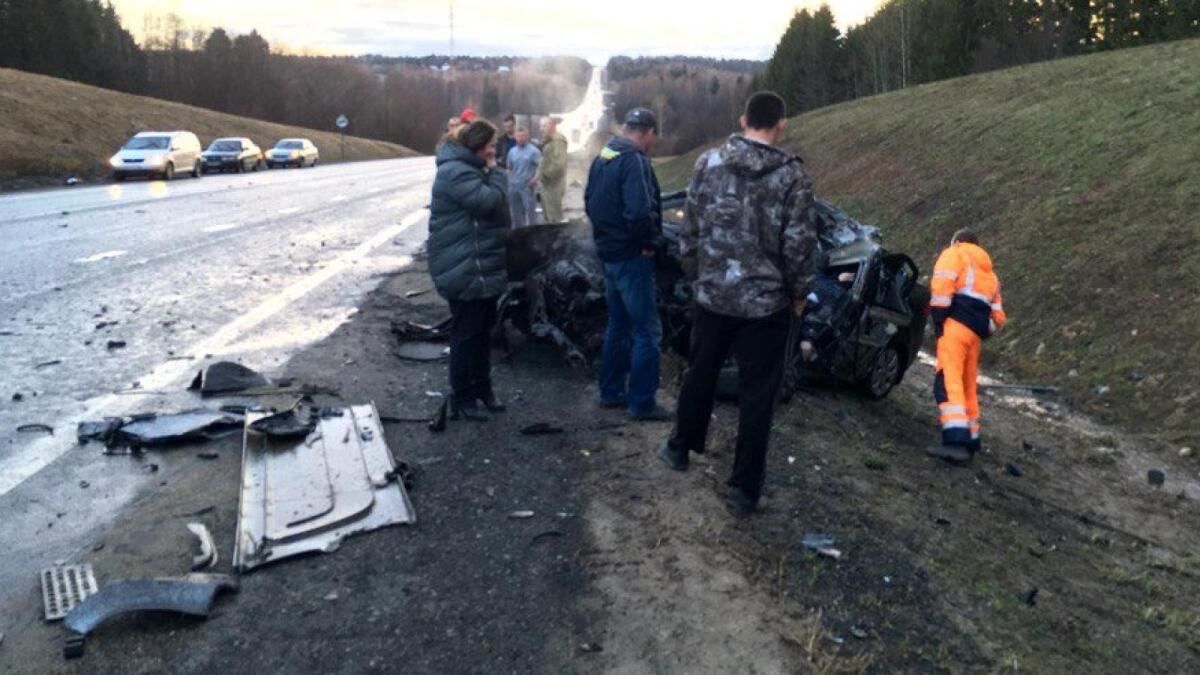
left=670, top=305, right=790, bottom=501
left=448, top=297, right=498, bottom=404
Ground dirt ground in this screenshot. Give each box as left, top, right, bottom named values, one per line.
left=3, top=158, right=1200, bottom=673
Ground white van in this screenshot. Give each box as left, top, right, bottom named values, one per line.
left=110, top=131, right=203, bottom=181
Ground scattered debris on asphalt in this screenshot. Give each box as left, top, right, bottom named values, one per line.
left=578, top=642, right=603, bottom=653
left=520, top=422, right=565, bottom=436
left=1021, top=440, right=1050, bottom=456
left=1005, top=462, right=1023, bottom=477
left=187, top=523, right=218, bottom=571
left=979, top=383, right=1060, bottom=395
left=531, top=530, right=565, bottom=545
left=1022, top=587, right=1039, bottom=606
left=105, top=340, right=126, bottom=350
left=188, top=361, right=270, bottom=396
left=802, top=533, right=842, bottom=559
left=1181, top=446, right=1194, bottom=458
left=850, top=626, right=869, bottom=640
left=509, top=510, right=535, bottom=520
left=394, top=342, right=450, bottom=362
left=197, top=452, right=220, bottom=460
left=392, top=318, right=451, bottom=343
left=94, top=321, right=119, bottom=330
left=41, top=564, right=100, bottom=621
left=63, top=573, right=239, bottom=638
left=1148, top=469, right=1165, bottom=487
left=12, top=392, right=23, bottom=402
left=34, top=359, right=62, bottom=369
left=17, top=423, right=54, bottom=435
left=234, top=403, right=416, bottom=572
left=404, top=288, right=431, bottom=298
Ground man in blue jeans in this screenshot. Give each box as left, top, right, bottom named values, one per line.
left=584, top=108, right=672, bottom=422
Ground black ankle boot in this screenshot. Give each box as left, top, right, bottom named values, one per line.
left=479, top=391, right=506, bottom=413
left=450, top=399, right=490, bottom=422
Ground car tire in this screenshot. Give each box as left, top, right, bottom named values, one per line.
left=113, top=173, right=125, bottom=182
left=861, top=344, right=903, bottom=400
left=193, top=161, right=202, bottom=178
left=163, top=163, right=175, bottom=181
left=237, top=160, right=245, bottom=174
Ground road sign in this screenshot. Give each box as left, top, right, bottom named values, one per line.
left=336, top=114, right=349, bottom=129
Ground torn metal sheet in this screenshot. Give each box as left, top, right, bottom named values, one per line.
left=63, top=574, right=238, bottom=636
left=42, top=565, right=99, bottom=622
left=246, top=400, right=317, bottom=439
left=234, top=402, right=416, bottom=572
left=116, top=410, right=244, bottom=447
left=187, top=523, right=218, bottom=570
left=188, top=361, right=270, bottom=396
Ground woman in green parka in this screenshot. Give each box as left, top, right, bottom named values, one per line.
left=427, top=119, right=511, bottom=421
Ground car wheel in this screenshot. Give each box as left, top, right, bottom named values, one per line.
left=861, top=344, right=903, bottom=400
left=163, top=163, right=175, bottom=181
left=193, top=161, right=202, bottom=178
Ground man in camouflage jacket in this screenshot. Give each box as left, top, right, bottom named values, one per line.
left=658, top=91, right=819, bottom=516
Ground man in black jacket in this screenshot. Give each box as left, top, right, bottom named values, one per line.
left=584, top=108, right=671, bottom=421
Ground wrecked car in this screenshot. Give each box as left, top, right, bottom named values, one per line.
left=498, top=191, right=929, bottom=400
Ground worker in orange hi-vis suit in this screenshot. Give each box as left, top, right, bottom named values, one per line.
left=926, top=228, right=1007, bottom=464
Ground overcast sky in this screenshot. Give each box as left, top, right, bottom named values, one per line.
left=110, top=0, right=883, bottom=61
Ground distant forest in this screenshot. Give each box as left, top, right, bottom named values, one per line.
left=758, top=0, right=1200, bottom=117
left=605, top=57, right=765, bottom=156
left=0, top=0, right=590, bottom=153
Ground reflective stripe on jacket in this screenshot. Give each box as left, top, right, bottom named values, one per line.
left=930, top=242, right=1006, bottom=339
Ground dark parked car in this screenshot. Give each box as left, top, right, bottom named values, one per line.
left=201, top=137, right=264, bottom=173
left=498, top=192, right=929, bottom=400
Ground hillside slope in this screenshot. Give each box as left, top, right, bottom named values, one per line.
left=0, top=68, right=417, bottom=188
left=658, top=38, right=1200, bottom=442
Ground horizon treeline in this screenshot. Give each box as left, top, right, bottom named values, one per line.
left=0, top=0, right=590, bottom=153
left=758, top=0, right=1200, bottom=116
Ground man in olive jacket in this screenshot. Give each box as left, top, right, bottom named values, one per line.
left=427, top=130, right=511, bottom=418
left=539, top=116, right=569, bottom=223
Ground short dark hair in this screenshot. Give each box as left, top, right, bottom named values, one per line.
left=503, top=114, right=515, bottom=123
left=457, top=120, right=497, bottom=153
left=952, top=228, right=979, bottom=245
left=744, top=91, right=787, bottom=130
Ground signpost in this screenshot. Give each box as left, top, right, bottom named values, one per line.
left=336, top=114, right=349, bottom=162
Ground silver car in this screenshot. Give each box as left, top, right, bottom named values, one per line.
left=266, top=139, right=319, bottom=169
left=201, top=137, right=264, bottom=173
left=110, top=131, right=203, bottom=181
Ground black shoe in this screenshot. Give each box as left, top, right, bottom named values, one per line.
left=657, top=440, right=689, bottom=472
left=450, top=400, right=490, bottom=422
left=926, top=444, right=971, bottom=463
left=479, top=392, right=506, bottom=413
left=725, top=487, right=759, bottom=516
left=966, top=439, right=982, bottom=455
left=630, top=405, right=674, bottom=422
left=598, top=396, right=627, bottom=410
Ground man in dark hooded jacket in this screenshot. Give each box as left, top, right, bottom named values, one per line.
left=584, top=108, right=670, bottom=422
left=656, top=91, right=819, bottom=515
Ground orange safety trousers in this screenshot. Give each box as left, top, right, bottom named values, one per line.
left=934, top=318, right=981, bottom=448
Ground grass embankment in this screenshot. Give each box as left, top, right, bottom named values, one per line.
left=0, top=68, right=418, bottom=188
left=657, top=38, right=1200, bottom=442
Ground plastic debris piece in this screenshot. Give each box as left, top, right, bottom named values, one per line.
left=1021, top=587, right=1039, bottom=606
left=247, top=401, right=317, bottom=439
left=850, top=626, right=869, bottom=640
left=1148, top=469, right=1165, bottom=487
left=579, top=642, right=603, bottom=653
left=63, top=574, right=238, bottom=636
left=520, top=423, right=565, bottom=436
left=509, top=510, right=535, bottom=520
left=188, top=361, right=270, bottom=396
left=802, top=534, right=835, bottom=551
left=105, top=340, right=126, bottom=350
left=395, top=342, right=449, bottom=362
left=1005, top=462, right=1023, bottom=477
left=17, top=423, right=54, bottom=435
left=187, top=523, right=218, bottom=570
left=42, top=565, right=99, bottom=621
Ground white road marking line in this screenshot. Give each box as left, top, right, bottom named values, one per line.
left=0, top=208, right=428, bottom=497
left=203, top=224, right=239, bottom=234
left=74, top=250, right=128, bottom=264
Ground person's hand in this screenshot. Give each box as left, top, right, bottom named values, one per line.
left=792, top=298, right=807, bottom=318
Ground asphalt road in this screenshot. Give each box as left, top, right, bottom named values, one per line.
left=0, top=158, right=435, bottom=619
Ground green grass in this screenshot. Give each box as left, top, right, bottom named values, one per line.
left=657, top=38, right=1200, bottom=439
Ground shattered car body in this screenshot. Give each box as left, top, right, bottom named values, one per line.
left=500, top=192, right=929, bottom=399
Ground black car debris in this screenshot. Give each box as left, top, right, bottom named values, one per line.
left=499, top=191, right=930, bottom=400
